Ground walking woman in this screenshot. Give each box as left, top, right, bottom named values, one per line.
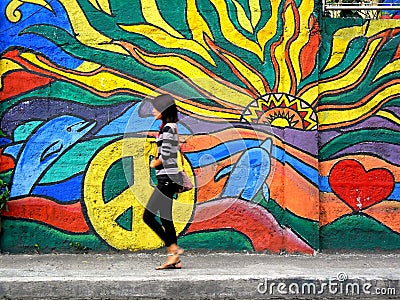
left=143, top=94, right=184, bottom=270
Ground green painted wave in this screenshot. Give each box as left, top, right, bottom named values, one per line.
left=319, top=19, right=400, bottom=106
left=179, top=229, right=253, bottom=251
left=319, top=129, right=400, bottom=161
left=0, top=219, right=109, bottom=253
left=321, top=214, right=400, bottom=250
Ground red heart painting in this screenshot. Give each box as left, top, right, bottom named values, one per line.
left=329, top=159, right=395, bottom=211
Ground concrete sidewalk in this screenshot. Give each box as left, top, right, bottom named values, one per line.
left=0, top=252, right=399, bottom=299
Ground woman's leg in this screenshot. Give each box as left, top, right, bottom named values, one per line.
left=158, top=185, right=178, bottom=247
left=143, top=186, right=169, bottom=243
left=143, top=177, right=177, bottom=246
left=143, top=177, right=182, bottom=269
left=157, top=182, right=183, bottom=268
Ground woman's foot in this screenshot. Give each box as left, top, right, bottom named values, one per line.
left=156, top=255, right=181, bottom=270
left=155, top=244, right=184, bottom=270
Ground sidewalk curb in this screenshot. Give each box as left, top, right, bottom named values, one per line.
left=1, top=253, right=399, bottom=299
left=1, top=276, right=399, bottom=299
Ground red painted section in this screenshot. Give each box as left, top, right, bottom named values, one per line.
left=2, top=197, right=89, bottom=233
left=329, top=159, right=395, bottom=211
left=394, top=40, right=400, bottom=60
left=300, top=15, right=320, bottom=80
left=0, top=149, right=15, bottom=172
left=381, top=15, right=400, bottom=19
left=186, top=198, right=314, bottom=254
left=0, top=70, right=53, bottom=101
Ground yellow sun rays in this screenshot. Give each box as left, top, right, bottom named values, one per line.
left=222, top=53, right=267, bottom=95
left=262, top=0, right=315, bottom=95
left=7, top=0, right=398, bottom=132
left=289, top=0, right=315, bottom=89
left=318, top=83, right=400, bottom=129
left=374, top=60, right=400, bottom=81
left=324, top=20, right=400, bottom=72
left=19, top=52, right=159, bottom=98
left=187, top=0, right=214, bottom=49
left=132, top=48, right=255, bottom=108
left=208, top=0, right=264, bottom=59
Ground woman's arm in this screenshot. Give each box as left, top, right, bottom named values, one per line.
left=150, top=157, right=162, bottom=168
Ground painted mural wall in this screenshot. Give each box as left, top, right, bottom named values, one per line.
left=381, top=0, right=400, bottom=19
left=0, top=0, right=399, bottom=253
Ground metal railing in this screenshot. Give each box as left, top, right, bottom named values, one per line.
left=323, top=0, right=400, bottom=11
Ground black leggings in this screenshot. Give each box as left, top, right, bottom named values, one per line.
left=143, top=175, right=178, bottom=247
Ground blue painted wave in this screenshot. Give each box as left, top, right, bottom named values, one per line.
left=0, top=1, right=82, bottom=69
left=389, top=184, right=400, bottom=201
left=185, top=139, right=261, bottom=168
left=0, top=138, right=12, bottom=147
left=274, top=146, right=319, bottom=186
left=32, top=174, right=82, bottom=203
left=318, top=175, right=400, bottom=202
left=186, top=139, right=318, bottom=186
left=96, top=103, right=192, bottom=136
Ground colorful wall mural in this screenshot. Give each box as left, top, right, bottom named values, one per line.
left=0, top=0, right=399, bottom=253
left=381, top=0, right=400, bottom=19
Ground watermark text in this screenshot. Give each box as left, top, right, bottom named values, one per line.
left=257, top=272, right=397, bottom=297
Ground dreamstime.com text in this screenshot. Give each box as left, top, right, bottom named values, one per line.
left=257, top=272, right=397, bottom=297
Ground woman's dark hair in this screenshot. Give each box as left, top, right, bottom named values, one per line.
left=152, top=94, right=179, bottom=124
left=161, top=103, right=179, bottom=124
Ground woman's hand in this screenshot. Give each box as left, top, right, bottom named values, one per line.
left=150, top=158, right=162, bottom=168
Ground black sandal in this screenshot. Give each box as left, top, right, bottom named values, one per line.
left=155, top=259, right=182, bottom=270
left=156, top=253, right=182, bottom=270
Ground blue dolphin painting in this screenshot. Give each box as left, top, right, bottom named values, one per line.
left=221, top=139, right=272, bottom=201
left=5, top=115, right=96, bottom=198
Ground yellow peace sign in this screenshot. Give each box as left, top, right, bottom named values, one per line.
left=83, top=137, right=195, bottom=251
